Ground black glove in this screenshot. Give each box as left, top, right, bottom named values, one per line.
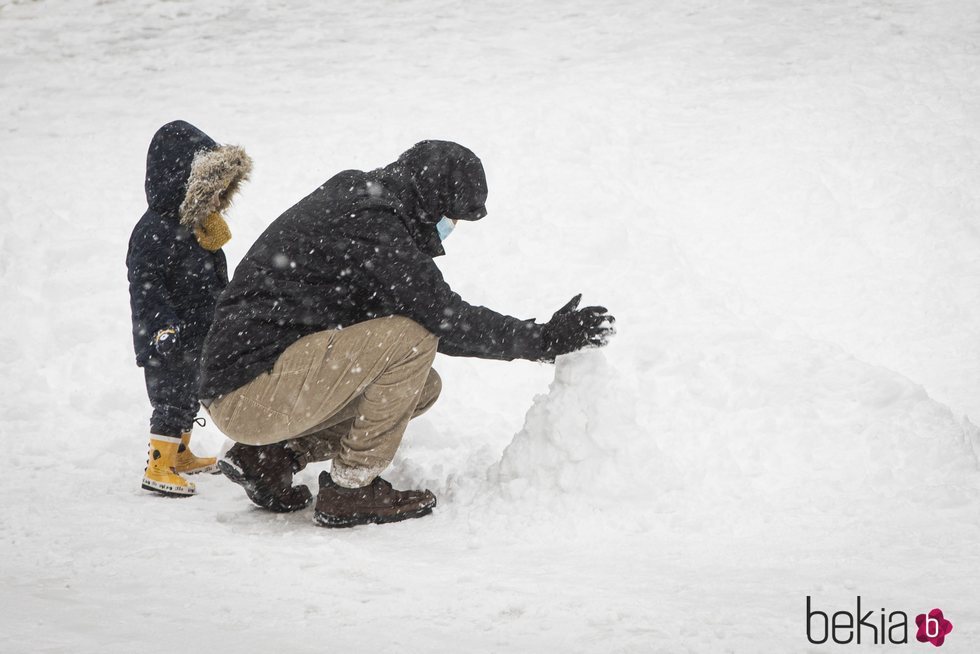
left=153, top=326, right=179, bottom=356
left=540, top=294, right=615, bottom=361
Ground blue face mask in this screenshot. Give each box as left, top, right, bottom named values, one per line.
left=436, top=216, right=456, bottom=241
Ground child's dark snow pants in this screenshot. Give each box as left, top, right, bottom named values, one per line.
left=144, top=348, right=202, bottom=438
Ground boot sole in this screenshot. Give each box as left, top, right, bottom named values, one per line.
left=141, top=480, right=195, bottom=497
left=312, top=505, right=434, bottom=529
left=218, top=459, right=312, bottom=513
left=177, top=463, right=220, bottom=475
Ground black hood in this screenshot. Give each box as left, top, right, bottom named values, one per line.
left=145, top=120, right=217, bottom=218
left=378, top=140, right=488, bottom=257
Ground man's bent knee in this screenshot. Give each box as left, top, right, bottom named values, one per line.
left=415, top=368, right=442, bottom=416
left=386, top=315, right=438, bottom=349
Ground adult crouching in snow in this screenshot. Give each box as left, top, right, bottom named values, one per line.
left=199, top=141, right=614, bottom=527
left=127, top=120, right=252, bottom=497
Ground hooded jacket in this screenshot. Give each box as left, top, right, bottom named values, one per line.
left=127, top=120, right=252, bottom=367
left=198, top=140, right=547, bottom=400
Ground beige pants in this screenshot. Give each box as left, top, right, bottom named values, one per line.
left=208, top=315, right=440, bottom=487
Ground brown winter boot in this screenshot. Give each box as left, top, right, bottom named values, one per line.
left=312, top=470, right=437, bottom=528
left=217, top=442, right=312, bottom=513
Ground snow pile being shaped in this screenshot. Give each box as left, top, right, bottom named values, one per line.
left=491, top=340, right=980, bottom=514
left=491, top=351, right=651, bottom=500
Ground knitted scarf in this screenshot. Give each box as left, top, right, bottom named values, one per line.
left=194, top=213, right=231, bottom=251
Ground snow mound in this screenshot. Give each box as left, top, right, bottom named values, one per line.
left=492, top=341, right=980, bottom=514
left=492, top=351, right=647, bottom=498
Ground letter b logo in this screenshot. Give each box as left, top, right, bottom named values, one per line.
left=915, top=609, right=953, bottom=647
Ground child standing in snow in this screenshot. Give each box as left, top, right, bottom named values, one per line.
left=127, top=120, right=252, bottom=496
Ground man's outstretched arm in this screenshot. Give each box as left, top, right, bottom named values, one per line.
left=364, top=237, right=614, bottom=362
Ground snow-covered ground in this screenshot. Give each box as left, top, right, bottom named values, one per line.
left=2, top=0, right=979, bottom=651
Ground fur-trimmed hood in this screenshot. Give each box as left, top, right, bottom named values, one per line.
left=180, top=144, right=252, bottom=228
left=144, top=120, right=252, bottom=226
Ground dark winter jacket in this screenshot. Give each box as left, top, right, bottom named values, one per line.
left=127, top=121, right=251, bottom=367
left=198, top=141, right=548, bottom=400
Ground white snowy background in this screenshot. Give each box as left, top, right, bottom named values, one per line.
left=1, top=0, right=979, bottom=651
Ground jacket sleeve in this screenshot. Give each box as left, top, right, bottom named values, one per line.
left=363, top=237, right=547, bottom=362
left=127, top=224, right=179, bottom=364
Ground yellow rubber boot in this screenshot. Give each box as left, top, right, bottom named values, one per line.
left=142, top=435, right=196, bottom=497
left=174, top=432, right=218, bottom=475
